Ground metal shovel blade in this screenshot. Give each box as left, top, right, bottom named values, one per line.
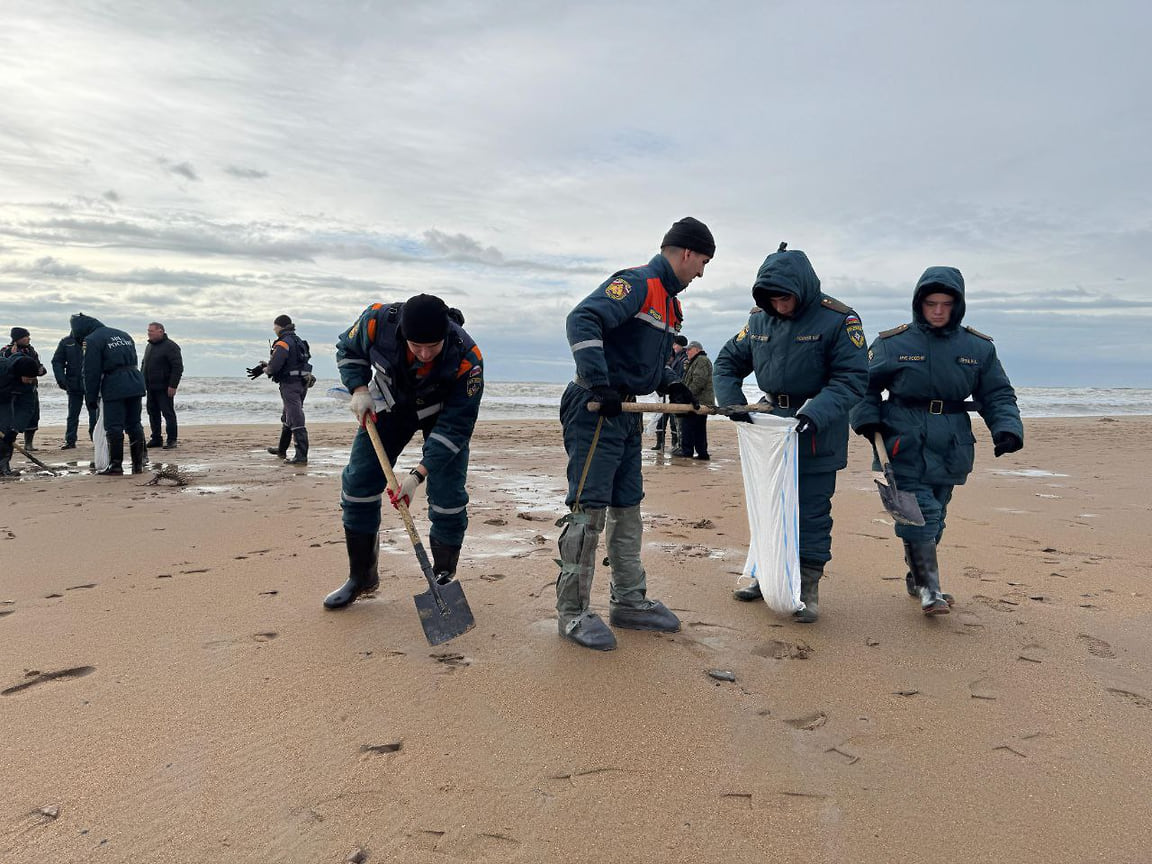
left=413, top=578, right=476, bottom=646
left=875, top=466, right=925, bottom=526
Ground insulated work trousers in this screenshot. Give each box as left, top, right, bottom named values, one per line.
left=65, top=389, right=97, bottom=444
left=340, top=412, right=470, bottom=546
left=892, top=481, right=955, bottom=544
left=101, top=396, right=145, bottom=445
left=146, top=388, right=178, bottom=443
left=560, top=382, right=643, bottom=509
left=798, top=470, right=838, bottom=565
left=278, top=379, right=307, bottom=431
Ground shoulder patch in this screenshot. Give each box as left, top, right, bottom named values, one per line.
left=820, top=295, right=852, bottom=315
left=844, top=314, right=865, bottom=349
left=748, top=306, right=761, bottom=315
left=879, top=323, right=911, bottom=339
left=964, top=325, right=994, bottom=341
left=605, top=278, right=632, bottom=300
left=735, top=325, right=749, bottom=342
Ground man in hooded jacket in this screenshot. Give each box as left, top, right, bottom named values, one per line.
left=714, top=244, right=869, bottom=622
left=69, top=313, right=148, bottom=476
left=850, top=266, right=1023, bottom=614
left=0, top=353, right=41, bottom=476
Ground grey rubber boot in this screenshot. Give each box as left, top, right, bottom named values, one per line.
left=792, top=561, right=823, bottom=623
left=324, top=529, right=380, bottom=609
left=906, top=540, right=950, bottom=615
left=285, top=428, right=308, bottom=464
left=267, top=426, right=291, bottom=457
left=733, top=578, right=762, bottom=601
left=555, top=507, right=616, bottom=650
left=430, top=539, right=461, bottom=586
left=606, top=505, right=680, bottom=632
left=903, top=540, right=953, bottom=606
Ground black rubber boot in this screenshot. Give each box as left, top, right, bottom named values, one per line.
left=23, top=431, right=37, bottom=451
left=324, top=529, right=380, bottom=609
left=147, top=436, right=163, bottom=448
left=130, top=441, right=147, bottom=474
left=733, top=579, right=762, bottom=601
left=97, top=438, right=125, bottom=475
left=430, top=539, right=461, bottom=585
left=285, top=429, right=308, bottom=464
left=267, top=426, right=291, bottom=457
left=906, top=540, right=950, bottom=615
left=793, top=561, right=822, bottom=623
left=0, top=436, right=16, bottom=476
left=902, top=540, right=953, bottom=606
left=650, top=432, right=665, bottom=451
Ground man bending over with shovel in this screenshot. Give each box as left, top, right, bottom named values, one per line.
left=556, top=217, right=714, bottom=650
left=850, top=266, right=1023, bottom=615
left=324, top=294, right=484, bottom=610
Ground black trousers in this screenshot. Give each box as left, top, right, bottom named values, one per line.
left=146, top=389, right=178, bottom=443
left=65, top=389, right=97, bottom=444
left=679, top=414, right=708, bottom=457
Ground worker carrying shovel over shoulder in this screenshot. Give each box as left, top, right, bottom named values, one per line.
left=713, top=243, right=869, bottom=624
left=326, top=294, right=484, bottom=611
left=557, top=216, right=715, bottom=651
left=850, top=266, right=1023, bottom=616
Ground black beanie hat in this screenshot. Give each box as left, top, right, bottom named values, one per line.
left=273, top=314, right=293, bottom=328
left=11, top=355, right=39, bottom=377
left=673, top=334, right=688, bottom=347
left=400, top=294, right=449, bottom=343
left=10, top=326, right=30, bottom=341
left=661, top=217, right=715, bottom=258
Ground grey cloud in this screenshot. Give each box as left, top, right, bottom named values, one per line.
left=225, top=166, right=269, bottom=179
left=170, top=162, right=200, bottom=181
left=102, top=190, right=120, bottom=202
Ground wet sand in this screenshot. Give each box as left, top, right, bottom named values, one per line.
left=3, top=417, right=1152, bottom=863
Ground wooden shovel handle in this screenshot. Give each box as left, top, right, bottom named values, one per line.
left=363, top=421, right=423, bottom=552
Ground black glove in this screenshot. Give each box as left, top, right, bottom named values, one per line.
left=664, top=382, right=699, bottom=408
left=993, top=431, right=1023, bottom=457
left=855, top=423, right=881, bottom=441
left=729, top=412, right=753, bottom=423
left=246, top=362, right=267, bottom=380
left=590, top=387, right=622, bottom=418
left=794, top=414, right=816, bottom=435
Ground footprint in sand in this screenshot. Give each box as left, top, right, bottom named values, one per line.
left=753, top=639, right=812, bottom=660
left=204, top=632, right=279, bottom=649
left=1078, top=634, right=1116, bottom=659
left=2, top=666, right=95, bottom=696
left=1107, top=688, right=1152, bottom=709
left=785, top=711, right=827, bottom=730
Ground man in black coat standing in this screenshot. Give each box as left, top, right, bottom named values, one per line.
left=51, top=330, right=95, bottom=449
left=141, top=322, right=183, bottom=449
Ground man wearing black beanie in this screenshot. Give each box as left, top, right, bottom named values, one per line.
left=2, top=327, right=46, bottom=452
left=0, top=353, right=42, bottom=475
left=555, top=217, right=714, bottom=650
left=322, top=293, right=484, bottom=612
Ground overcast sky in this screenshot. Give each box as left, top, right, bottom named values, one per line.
left=2, top=0, right=1148, bottom=386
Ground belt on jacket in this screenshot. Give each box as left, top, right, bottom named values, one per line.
left=890, top=396, right=980, bottom=415
left=763, top=393, right=813, bottom=410
left=574, top=377, right=636, bottom=401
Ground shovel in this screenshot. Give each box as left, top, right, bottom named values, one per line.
left=13, top=443, right=58, bottom=474
left=870, top=432, right=925, bottom=526
left=362, top=421, right=476, bottom=645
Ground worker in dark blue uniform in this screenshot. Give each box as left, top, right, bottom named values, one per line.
left=324, top=294, right=484, bottom=611
left=248, top=315, right=313, bottom=465
left=557, top=217, right=714, bottom=650
left=850, top=266, right=1023, bottom=614
left=52, top=331, right=95, bottom=449
left=69, top=313, right=148, bottom=476
left=0, top=353, right=41, bottom=476
left=714, top=244, right=868, bottom=623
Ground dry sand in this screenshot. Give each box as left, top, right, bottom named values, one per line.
left=2, top=416, right=1152, bottom=863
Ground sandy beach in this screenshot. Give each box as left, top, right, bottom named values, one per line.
left=2, top=416, right=1151, bottom=863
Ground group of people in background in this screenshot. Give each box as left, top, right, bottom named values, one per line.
left=0, top=318, right=183, bottom=475
left=2, top=216, right=1025, bottom=654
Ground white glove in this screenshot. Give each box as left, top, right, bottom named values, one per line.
left=389, top=468, right=425, bottom=509
left=349, top=388, right=376, bottom=426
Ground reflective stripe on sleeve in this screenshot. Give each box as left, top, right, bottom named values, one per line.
left=428, top=432, right=460, bottom=454
left=570, top=339, right=604, bottom=352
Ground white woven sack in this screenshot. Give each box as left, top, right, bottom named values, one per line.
left=735, top=414, right=801, bottom=614
left=93, top=401, right=110, bottom=472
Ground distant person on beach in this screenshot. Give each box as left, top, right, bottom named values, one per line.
left=248, top=315, right=313, bottom=465
left=0, top=352, right=41, bottom=476
left=651, top=333, right=688, bottom=453
left=674, top=340, right=714, bottom=459
left=325, top=294, right=484, bottom=610
left=714, top=244, right=868, bottom=623
left=51, top=329, right=95, bottom=449
left=555, top=216, right=712, bottom=651
left=141, top=322, right=184, bottom=450
left=2, top=327, right=47, bottom=452
left=850, top=266, right=1023, bottom=615
left=69, top=313, right=148, bottom=476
